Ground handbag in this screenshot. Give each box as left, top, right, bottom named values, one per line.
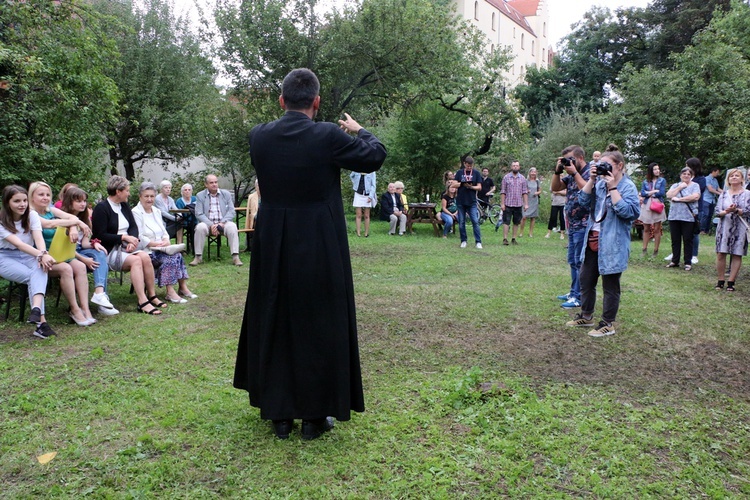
left=649, top=198, right=664, bottom=214
left=48, top=226, right=77, bottom=263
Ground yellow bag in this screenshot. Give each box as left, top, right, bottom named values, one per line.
left=48, top=226, right=76, bottom=263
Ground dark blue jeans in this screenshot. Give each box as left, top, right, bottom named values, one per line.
left=457, top=203, right=481, bottom=243
left=699, top=199, right=715, bottom=233
left=566, top=229, right=586, bottom=300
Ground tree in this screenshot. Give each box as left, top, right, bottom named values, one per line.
left=601, top=1, right=750, bottom=176
left=0, top=0, right=119, bottom=188
left=93, top=0, right=219, bottom=180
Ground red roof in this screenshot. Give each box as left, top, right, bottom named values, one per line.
left=507, top=0, right=541, bottom=17
left=485, top=0, right=536, bottom=36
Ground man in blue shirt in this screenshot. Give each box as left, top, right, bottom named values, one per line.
left=700, top=166, right=722, bottom=234
left=451, top=156, right=483, bottom=249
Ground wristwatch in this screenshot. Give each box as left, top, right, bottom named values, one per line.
left=37, top=250, right=48, bottom=263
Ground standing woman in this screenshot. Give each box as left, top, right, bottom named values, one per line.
left=546, top=182, right=566, bottom=239
left=91, top=175, right=163, bottom=315
left=61, top=187, right=118, bottom=316
left=714, top=169, right=750, bottom=291
left=639, top=162, right=667, bottom=256
left=132, top=182, right=195, bottom=303
left=29, top=181, right=95, bottom=326
left=519, top=167, right=541, bottom=237
left=350, top=172, right=376, bottom=237
left=0, top=186, right=57, bottom=338
left=666, top=166, right=701, bottom=270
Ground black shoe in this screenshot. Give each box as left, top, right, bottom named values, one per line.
left=28, top=306, right=42, bottom=324
left=511, top=238, right=518, bottom=245
left=33, top=322, right=56, bottom=339
left=301, top=417, right=334, bottom=440
left=272, top=420, right=293, bottom=439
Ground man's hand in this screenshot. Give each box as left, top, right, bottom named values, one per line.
left=338, top=113, right=363, bottom=134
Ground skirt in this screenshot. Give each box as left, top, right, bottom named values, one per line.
left=639, top=201, right=667, bottom=224
left=151, top=252, right=189, bottom=287
left=353, top=192, right=376, bottom=208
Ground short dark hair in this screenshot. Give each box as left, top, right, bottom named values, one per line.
left=281, top=68, right=320, bottom=110
left=686, top=157, right=702, bottom=176
left=561, top=145, right=585, bottom=160
left=464, top=156, right=474, bottom=164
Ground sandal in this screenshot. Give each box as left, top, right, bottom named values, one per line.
left=727, top=281, right=736, bottom=292
left=684, top=265, right=692, bottom=271
left=666, top=262, right=678, bottom=268
left=137, top=301, right=162, bottom=315
left=715, top=281, right=725, bottom=290
left=148, top=295, right=167, bottom=308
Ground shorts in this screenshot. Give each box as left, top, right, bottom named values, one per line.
left=502, top=206, right=523, bottom=226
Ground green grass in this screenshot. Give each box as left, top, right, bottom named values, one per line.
left=1, top=219, right=749, bottom=498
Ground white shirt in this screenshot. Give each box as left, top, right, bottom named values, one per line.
left=0, top=211, right=42, bottom=249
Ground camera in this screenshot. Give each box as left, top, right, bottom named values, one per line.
left=560, top=156, right=575, bottom=167
left=595, top=161, right=613, bottom=177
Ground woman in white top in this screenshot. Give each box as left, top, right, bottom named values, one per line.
left=29, top=181, right=96, bottom=326
left=154, top=180, right=183, bottom=243
left=0, top=185, right=57, bottom=338
left=132, top=182, right=195, bottom=303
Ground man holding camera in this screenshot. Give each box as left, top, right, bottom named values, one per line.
left=551, top=146, right=590, bottom=308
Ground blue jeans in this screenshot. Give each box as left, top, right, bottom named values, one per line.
left=699, top=200, right=714, bottom=233
left=566, top=229, right=586, bottom=300
left=457, top=203, right=481, bottom=243
left=77, top=247, right=109, bottom=292
left=440, top=212, right=455, bottom=236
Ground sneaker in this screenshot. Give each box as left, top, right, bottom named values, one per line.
left=476, top=243, right=483, bottom=249
left=561, top=297, right=581, bottom=309
left=511, top=238, right=518, bottom=245
left=28, top=307, right=42, bottom=324
left=691, top=256, right=699, bottom=264
left=588, top=321, right=616, bottom=337
left=33, top=322, right=56, bottom=339
left=460, top=241, right=467, bottom=248
left=556, top=293, right=570, bottom=301
left=502, top=239, right=509, bottom=246
left=565, top=314, right=595, bottom=327
left=91, top=292, right=113, bottom=309
left=98, top=305, right=120, bottom=316
left=664, top=253, right=673, bottom=261
left=233, top=254, right=243, bottom=266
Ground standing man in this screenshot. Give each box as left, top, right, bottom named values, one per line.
left=234, top=68, right=386, bottom=440
left=700, top=166, right=722, bottom=234
left=191, top=174, right=242, bottom=266
left=500, top=161, right=529, bottom=245
left=451, top=156, right=483, bottom=249
left=551, top=146, right=590, bottom=309
left=380, top=183, right=407, bottom=235
left=478, top=167, right=496, bottom=205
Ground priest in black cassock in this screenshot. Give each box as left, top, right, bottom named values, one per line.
left=234, top=68, right=387, bottom=440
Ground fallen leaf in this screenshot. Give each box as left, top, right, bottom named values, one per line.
left=37, top=452, right=57, bottom=464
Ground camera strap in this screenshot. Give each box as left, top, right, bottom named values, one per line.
left=594, top=184, right=608, bottom=223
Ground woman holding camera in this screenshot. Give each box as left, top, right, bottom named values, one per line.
left=666, top=166, right=701, bottom=270
left=565, top=147, right=640, bottom=337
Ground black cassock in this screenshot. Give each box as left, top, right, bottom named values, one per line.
left=234, top=111, right=387, bottom=421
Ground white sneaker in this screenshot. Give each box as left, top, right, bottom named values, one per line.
left=476, top=243, right=483, bottom=249
left=98, top=305, right=119, bottom=316
left=91, top=292, right=113, bottom=309
left=664, top=253, right=673, bottom=261
left=460, top=241, right=467, bottom=248
left=691, top=256, right=699, bottom=264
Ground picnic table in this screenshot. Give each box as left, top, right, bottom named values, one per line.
left=406, top=203, right=442, bottom=237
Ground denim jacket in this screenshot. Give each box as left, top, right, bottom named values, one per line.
left=640, top=177, right=666, bottom=202
left=350, top=172, right=377, bottom=197
left=579, top=175, right=640, bottom=275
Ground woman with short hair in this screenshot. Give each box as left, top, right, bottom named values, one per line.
left=666, top=166, right=701, bottom=270
left=154, top=180, right=182, bottom=243
left=91, top=176, right=164, bottom=315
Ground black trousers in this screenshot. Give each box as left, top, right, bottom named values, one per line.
left=580, top=246, right=622, bottom=325
left=669, top=220, right=694, bottom=266
left=548, top=205, right=565, bottom=230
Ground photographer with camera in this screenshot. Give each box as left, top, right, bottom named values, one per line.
left=565, top=146, right=640, bottom=337
left=551, top=146, right=590, bottom=309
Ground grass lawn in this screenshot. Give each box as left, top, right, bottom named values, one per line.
left=1, top=218, right=749, bottom=498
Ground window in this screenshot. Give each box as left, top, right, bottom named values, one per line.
left=474, top=1, right=478, bottom=20
left=521, top=33, right=525, bottom=49
left=492, top=13, right=496, bottom=31
left=543, top=22, right=547, bottom=37
left=491, top=44, right=495, bottom=54
left=513, top=27, right=516, bottom=38
left=542, top=48, right=546, bottom=62
left=531, top=40, right=535, bottom=56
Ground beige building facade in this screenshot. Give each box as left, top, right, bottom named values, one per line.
left=453, top=0, right=551, bottom=86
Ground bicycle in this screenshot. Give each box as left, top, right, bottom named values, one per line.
left=477, top=194, right=502, bottom=226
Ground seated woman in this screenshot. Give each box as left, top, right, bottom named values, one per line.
left=91, top=175, right=164, bottom=315
left=440, top=183, right=458, bottom=238
left=0, top=185, right=57, bottom=338
left=175, top=183, right=197, bottom=245
left=61, top=187, right=118, bottom=316
left=29, top=181, right=96, bottom=326
left=714, top=168, right=750, bottom=291
left=132, top=182, right=196, bottom=303
left=154, top=180, right=183, bottom=243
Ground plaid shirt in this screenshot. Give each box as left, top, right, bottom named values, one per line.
left=501, top=172, right=529, bottom=207
left=207, top=193, right=222, bottom=224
